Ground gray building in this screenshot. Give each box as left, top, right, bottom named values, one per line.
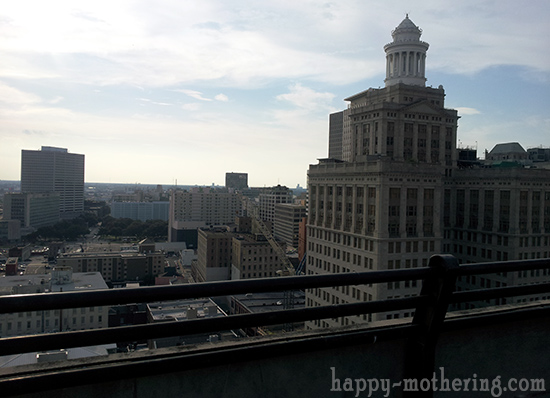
left=273, top=203, right=307, bottom=249
left=225, top=172, right=248, bottom=191
left=111, top=201, right=169, bottom=222
left=328, top=111, right=344, bottom=160
left=3, top=192, right=60, bottom=232
left=21, top=146, right=84, bottom=219
left=0, top=220, right=21, bottom=242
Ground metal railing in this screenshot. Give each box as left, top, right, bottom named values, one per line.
left=0, top=255, right=549, bottom=397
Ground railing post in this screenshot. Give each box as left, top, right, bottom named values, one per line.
left=404, top=254, right=459, bottom=397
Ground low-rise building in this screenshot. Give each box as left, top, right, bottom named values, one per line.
left=0, top=268, right=109, bottom=337
left=56, top=241, right=164, bottom=284
left=147, top=298, right=230, bottom=348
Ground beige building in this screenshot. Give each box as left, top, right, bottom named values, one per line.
left=168, top=187, right=241, bottom=242
left=445, top=167, right=550, bottom=309
left=307, top=16, right=452, bottom=328
left=305, top=16, right=550, bottom=329
left=56, top=241, right=164, bottom=284
left=194, top=219, right=287, bottom=282
left=194, top=227, right=234, bottom=282
left=231, top=234, right=283, bottom=280
left=0, top=268, right=108, bottom=337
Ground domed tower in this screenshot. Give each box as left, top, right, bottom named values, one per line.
left=384, top=15, right=429, bottom=87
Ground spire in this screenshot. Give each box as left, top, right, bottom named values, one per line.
left=384, top=16, right=429, bottom=87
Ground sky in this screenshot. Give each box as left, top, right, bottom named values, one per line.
left=1, top=1, right=549, bottom=188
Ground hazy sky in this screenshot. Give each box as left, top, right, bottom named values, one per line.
left=1, top=1, right=549, bottom=187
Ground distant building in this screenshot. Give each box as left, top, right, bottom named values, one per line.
left=194, top=227, right=234, bottom=282
left=527, top=147, right=550, bottom=163
left=21, top=146, right=84, bottom=219
left=3, top=192, right=60, bottom=232
left=110, top=201, right=169, bottom=222
left=194, top=219, right=288, bottom=282
left=168, top=187, right=241, bottom=244
left=258, top=185, right=292, bottom=227
left=56, top=240, right=164, bottom=284
left=8, top=245, right=31, bottom=262
left=225, top=172, right=248, bottom=191
left=0, top=268, right=109, bottom=336
left=0, top=220, right=21, bottom=242
left=328, top=111, right=344, bottom=160
left=273, top=203, right=307, bottom=249
left=486, top=142, right=528, bottom=162
left=231, top=234, right=284, bottom=280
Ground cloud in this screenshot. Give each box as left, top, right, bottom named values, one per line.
left=177, top=90, right=212, bottom=101
left=276, top=83, right=336, bottom=112
left=456, top=107, right=481, bottom=116
left=215, top=94, right=228, bottom=102
left=0, top=82, right=41, bottom=105
left=48, top=96, right=64, bottom=104
left=181, top=103, right=201, bottom=111
left=1, top=1, right=549, bottom=91
left=137, top=98, right=172, bottom=106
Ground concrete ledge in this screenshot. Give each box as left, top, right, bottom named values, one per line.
left=2, top=301, right=549, bottom=398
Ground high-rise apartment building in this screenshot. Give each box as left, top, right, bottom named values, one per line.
left=305, top=16, right=550, bottom=329
left=168, top=187, right=241, bottom=243
left=21, top=146, right=85, bottom=219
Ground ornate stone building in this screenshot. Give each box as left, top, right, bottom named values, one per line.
left=306, top=16, right=550, bottom=329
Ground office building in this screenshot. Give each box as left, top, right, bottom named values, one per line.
left=273, top=203, right=307, bottom=249
left=225, top=172, right=248, bottom=191
left=328, top=111, right=344, bottom=160
left=3, top=192, right=60, bottom=232
left=258, top=185, right=292, bottom=227
left=445, top=167, right=550, bottom=308
left=305, top=16, right=550, bottom=329
left=0, top=220, right=21, bottom=242
left=110, top=201, right=170, bottom=222
left=56, top=240, right=164, bottom=284
left=194, top=227, right=234, bottom=282
left=168, top=187, right=241, bottom=244
left=21, top=146, right=84, bottom=219
left=231, top=234, right=283, bottom=280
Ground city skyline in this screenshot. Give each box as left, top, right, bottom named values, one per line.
left=1, top=1, right=549, bottom=187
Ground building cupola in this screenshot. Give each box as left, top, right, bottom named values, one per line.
left=384, top=15, right=429, bottom=87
